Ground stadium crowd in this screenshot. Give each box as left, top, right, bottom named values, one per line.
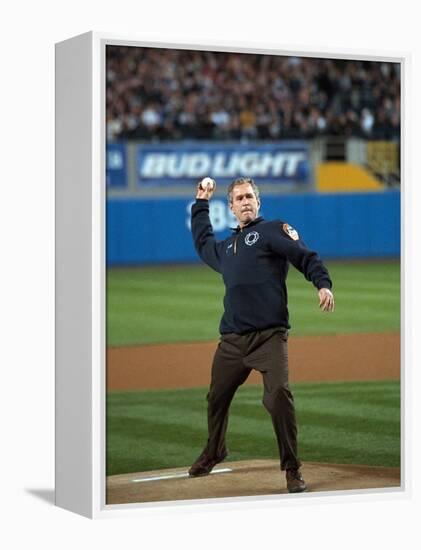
left=106, top=47, right=400, bottom=142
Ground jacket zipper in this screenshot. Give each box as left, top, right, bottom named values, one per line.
left=233, top=229, right=242, bottom=255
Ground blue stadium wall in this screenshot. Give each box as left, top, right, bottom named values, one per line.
left=106, top=190, right=400, bottom=265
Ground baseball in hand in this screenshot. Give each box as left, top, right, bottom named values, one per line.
left=199, top=177, right=216, bottom=191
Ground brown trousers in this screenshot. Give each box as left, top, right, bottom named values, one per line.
left=205, top=327, right=301, bottom=471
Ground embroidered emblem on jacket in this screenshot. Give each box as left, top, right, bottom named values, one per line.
left=282, top=223, right=299, bottom=241
left=245, top=231, right=260, bottom=246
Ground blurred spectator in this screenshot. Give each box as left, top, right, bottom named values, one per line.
left=361, top=108, right=375, bottom=136
left=106, top=47, right=400, bottom=142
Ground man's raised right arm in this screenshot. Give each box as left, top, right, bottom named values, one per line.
left=191, top=179, right=223, bottom=273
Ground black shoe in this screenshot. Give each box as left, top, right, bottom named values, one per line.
left=286, top=468, right=308, bottom=493
left=188, top=448, right=228, bottom=477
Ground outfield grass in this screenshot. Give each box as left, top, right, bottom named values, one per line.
left=106, top=380, right=400, bottom=476
left=106, top=260, right=400, bottom=346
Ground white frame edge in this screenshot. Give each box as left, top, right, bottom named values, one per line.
left=55, top=31, right=409, bottom=519
left=55, top=31, right=94, bottom=518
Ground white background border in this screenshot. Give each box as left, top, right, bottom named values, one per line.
left=1, top=0, right=419, bottom=547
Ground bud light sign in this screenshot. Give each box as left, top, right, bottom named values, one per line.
left=136, top=142, right=310, bottom=186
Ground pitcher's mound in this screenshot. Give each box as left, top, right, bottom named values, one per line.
left=106, top=460, right=400, bottom=505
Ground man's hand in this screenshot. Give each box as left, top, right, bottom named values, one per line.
left=196, top=177, right=216, bottom=200
left=318, top=288, right=335, bottom=312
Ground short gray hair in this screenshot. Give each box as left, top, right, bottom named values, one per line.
left=227, top=177, right=260, bottom=204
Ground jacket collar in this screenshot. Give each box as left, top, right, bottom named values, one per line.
left=231, top=216, right=264, bottom=233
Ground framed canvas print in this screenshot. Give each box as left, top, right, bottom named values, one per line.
left=55, top=32, right=406, bottom=518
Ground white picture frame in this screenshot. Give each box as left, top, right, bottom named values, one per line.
left=55, top=31, right=408, bottom=519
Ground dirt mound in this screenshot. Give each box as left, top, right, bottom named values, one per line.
left=106, top=459, right=400, bottom=505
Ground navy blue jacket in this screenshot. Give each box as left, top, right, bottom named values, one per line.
left=191, top=199, right=332, bottom=334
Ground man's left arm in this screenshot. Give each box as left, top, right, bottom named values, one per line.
left=269, top=222, right=335, bottom=313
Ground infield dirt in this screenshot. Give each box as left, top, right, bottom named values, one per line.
left=107, top=331, right=400, bottom=391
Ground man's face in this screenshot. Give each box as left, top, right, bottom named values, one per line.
left=229, top=183, right=260, bottom=227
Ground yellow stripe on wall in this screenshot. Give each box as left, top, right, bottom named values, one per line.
left=316, top=162, right=384, bottom=192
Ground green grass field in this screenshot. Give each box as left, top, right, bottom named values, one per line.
left=106, top=380, right=400, bottom=476
left=106, top=260, right=400, bottom=476
left=107, top=260, right=400, bottom=346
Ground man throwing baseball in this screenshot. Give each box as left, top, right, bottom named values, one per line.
left=189, top=176, right=334, bottom=493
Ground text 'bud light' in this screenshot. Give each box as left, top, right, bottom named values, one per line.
left=136, top=142, right=310, bottom=186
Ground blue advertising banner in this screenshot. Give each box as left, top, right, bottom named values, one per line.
left=106, top=190, right=400, bottom=266
left=136, top=141, right=310, bottom=187
left=106, top=142, right=128, bottom=188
